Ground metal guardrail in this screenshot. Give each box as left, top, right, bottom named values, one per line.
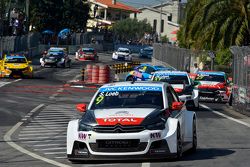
left=230, top=46, right=250, bottom=113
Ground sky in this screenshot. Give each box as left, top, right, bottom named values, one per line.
left=118, top=0, right=188, bottom=8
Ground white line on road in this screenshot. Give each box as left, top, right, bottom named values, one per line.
left=54, top=156, right=67, bottom=159
left=141, top=162, right=150, bottom=167
left=3, top=104, right=71, bottom=167
left=28, top=122, right=68, bottom=125
left=34, top=147, right=66, bottom=151
left=18, top=132, right=66, bottom=136
left=20, top=129, right=66, bottom=133
left=201, top=104, right=250, bottom=128
left=44, top=152, right=66, bottom=155
left=22, top=127, right=67, bottom=131
left=18, top=135, right=65, bottom=140
left=31, top=119, right=71, bottom=122
left=25, top=124, right=68, bottom=128
left=33, top=143, right=65, bottom=147
left=21, top=140, right=66, bottom=144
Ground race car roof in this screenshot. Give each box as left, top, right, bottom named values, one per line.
left=100, top=81, right=166, bottom=89
left=197, top=71, right=225, bottom=76
left=6, top=55, right=25, bottom=59
left=117, top=47, right=130, bottom=51
left=154, top=70, right=188, bottom=76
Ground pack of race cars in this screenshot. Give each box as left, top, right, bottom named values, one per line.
left=67, top=63, right=232, bottom=162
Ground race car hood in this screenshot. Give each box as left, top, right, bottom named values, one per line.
left=197, top=81, right=225, bottom=89
left=94, top=108, right=156, bottom=126
left=4, top=63, right=28, bottom=69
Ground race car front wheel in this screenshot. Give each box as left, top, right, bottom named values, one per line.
left=126, top=76, right=134, bottom=81
left=191, top=117, right=197, bottom=153
left=176, top=125, right=182, bottom=159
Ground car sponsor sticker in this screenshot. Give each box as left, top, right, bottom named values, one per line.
left=96, top=117, right=144, bottom=126
left=78, top=132, right=88, bottom=140
left=99, top=86, right=162, bottom=92
left=150, top=132, right=161, bottom=139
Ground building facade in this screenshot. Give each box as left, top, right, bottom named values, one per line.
left=131, top=0, right=187, bottom=43
left=87, top=0, right=139, bottom=31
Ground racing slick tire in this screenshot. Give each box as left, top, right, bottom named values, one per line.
left=176, top=125, right=182, bottom=160
left=190, top=117, right=197, bottom=153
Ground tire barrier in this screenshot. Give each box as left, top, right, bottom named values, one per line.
left=81, top=61, right=140, bottom=84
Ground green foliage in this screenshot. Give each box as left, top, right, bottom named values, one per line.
left=161, top=35, right=169, bottom=43
left=30, top=0, right=89, bottom=33
left=179, top=0, right=250, bottom=50
left=112, top=18, right=152, bottom=42
left=215, top=49, right=232, bottom=66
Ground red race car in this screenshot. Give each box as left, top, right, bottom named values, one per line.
left=75, top=47, right=98, bottom=62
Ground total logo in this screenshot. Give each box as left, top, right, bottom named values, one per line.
left=96, top=117, right=144, bottom=125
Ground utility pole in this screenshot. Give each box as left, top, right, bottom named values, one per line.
left=159, top=1, right=162, bottom=43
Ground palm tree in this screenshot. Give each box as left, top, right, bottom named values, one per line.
left=179, top=0, right=250, bottom=50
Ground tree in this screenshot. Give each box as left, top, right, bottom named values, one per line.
left=178, top=0, right=250, bottom=50
left=29, top=0, right=89, bottom=33
left=112, top=18, right=152, bottom=43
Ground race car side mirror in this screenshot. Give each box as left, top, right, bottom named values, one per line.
left=171, top=101, right=183, bottom=111
left=193, top=81, right=199, bottom=86
left=28, top=61, right=32, bottom=64
left=76, top=103, right=87, bottom=112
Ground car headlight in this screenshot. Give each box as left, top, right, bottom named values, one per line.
left=146, top=121, right=165, bottom=130
left=78, top=123, right=93, bottom=131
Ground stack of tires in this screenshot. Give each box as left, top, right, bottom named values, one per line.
left=84, top=64, right=111, bottom=84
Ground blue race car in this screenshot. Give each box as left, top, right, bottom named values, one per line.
left=125, top=64, right=175, bottom=81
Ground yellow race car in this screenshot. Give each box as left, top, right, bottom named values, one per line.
left=0, top=54, right=33, bottom=78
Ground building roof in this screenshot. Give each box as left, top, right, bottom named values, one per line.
left=138, top=6, right=169, bottom=15
left=94, top=0, right=140, bottom=13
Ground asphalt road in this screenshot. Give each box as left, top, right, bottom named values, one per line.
left=0, top=53, right=250, bottom=167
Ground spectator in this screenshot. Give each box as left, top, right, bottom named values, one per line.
left=193, top=63, right=200, bottom=73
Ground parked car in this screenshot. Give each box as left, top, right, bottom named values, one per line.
left=75, top=47, right=98, bottom=62
left=0, top=54, right=33, bottom=78
left=125, top=64, right=176, bottom=81
left=139, top=46, right=153, bottom=58
left=67, top=81, right=197, bottom=162
left=40, top=47, right=71, bottom=68
left=194, top=71, right=230, bottom=103
left=112, top=47, right=132, bottom=61
left=152, top=70, right=199, bottom=110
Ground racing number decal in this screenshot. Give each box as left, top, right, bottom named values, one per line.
left=196, top=75, right=204, bottom=80
left=96, top=95, right=104, bottom=104
left=142, top=66, right=147, bottom=72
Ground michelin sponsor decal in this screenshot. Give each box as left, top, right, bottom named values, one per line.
left=99, top=86, right=162, bottom=92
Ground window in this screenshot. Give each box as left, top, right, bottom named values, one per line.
left=145, top=66, right=155, bottom=74
left=161, top=20, right=164, bottom=33
left=153, top=19, right=157, bottom=32
left=168, top=13, right=172, bottom=21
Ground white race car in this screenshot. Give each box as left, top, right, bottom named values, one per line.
left=152, top=71, right=199, bottom=111
left=112, top=47, right=132, bottom=61
left=67, top=81, right=197, bottom=162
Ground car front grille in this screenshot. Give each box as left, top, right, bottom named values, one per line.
left=93, top=125, right=145, bottom=133
left=89, top=139, right=147, bottom=152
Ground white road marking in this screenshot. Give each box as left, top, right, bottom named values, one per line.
left=201, top=104, right=250, bottom=128
left=28, top=122, right=68, bottom=125
left=20, top=129, right=66, bottom=133
left=21, top=140, right=66, bottom=144
left=33, top=143, right=65, bottom=147
left=18, top=132, right=66, bottom=136
left=44, top=152, right=66, bottom=155
left=35, top=116, right=73, bottom=119
left=18, top=135, right=65, bottom=140
left=4, top=105, right=71, bottom=167
left=54, top=156, right=67, bottom=159
left=22, top=127, right=67, bottom=130
left=25, top=124, right=67, bottom=128
left=34, top=147, right=66, bottom=151
left=141, top=162, right=150, bottom=167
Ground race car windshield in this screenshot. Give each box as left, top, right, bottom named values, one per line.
left=82, top=49, right=94, bottom=54
left=154, top=75, right=189, bottom=85
left=46, top=54, right=64, bottom=58
left=5, top=58, right=27, bottom=63
left=195, top=74, right=225, bottom=82
left=91, top=91, right=164, bottom=109
left=118, top=49, right=130, bottom=53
